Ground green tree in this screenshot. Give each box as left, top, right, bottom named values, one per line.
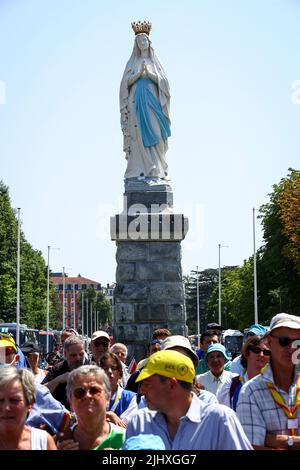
left=78, top=288, right=112, bottom=336
left=95, top=290, right=112, bottom=328
left=184, top=269, right=219, bottom=334
left=0, top=181, right=18, bottom=320
left=0, top=180, right=49, bottom=328
left=258, top=168, right=300, bottom=317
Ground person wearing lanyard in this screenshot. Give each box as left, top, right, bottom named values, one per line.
left=237, top=313, right=300, bottom=449
left=217, top=334, right=271, bottom=410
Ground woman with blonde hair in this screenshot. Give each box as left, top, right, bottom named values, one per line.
left=217, top=335, right=271, bottom=410
left=0, top=367, right=56, bottom=450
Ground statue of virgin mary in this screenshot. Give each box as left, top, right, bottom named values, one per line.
left=120, top=22, right=171, bottom=182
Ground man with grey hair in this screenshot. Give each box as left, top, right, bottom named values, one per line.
left=237, top=313, right=300, bottom=449
left=42, top=335, right=87, bottom=409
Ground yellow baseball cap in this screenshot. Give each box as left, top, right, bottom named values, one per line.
left=135, top=350, right=195, bottom=384
left=0, top=334, right=17, bottom=352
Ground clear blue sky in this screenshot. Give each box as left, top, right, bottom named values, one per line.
left=1, top=0, right=299, bottom=284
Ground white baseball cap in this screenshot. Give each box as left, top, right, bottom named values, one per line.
left=161, top=335, right=198, bottom=366
left=91, top=330, right=110, bottom=342
left=269, top=313, right=300, bottom=332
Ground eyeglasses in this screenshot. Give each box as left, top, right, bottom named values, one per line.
left=248, top=347, right=271, bottom=356
left=103, top=366, right=119, bottom=373
left=93, top=340, right=109, bottom=348
left=150, top=339, right=163, bottom=346
left=270, top=334, right=300, bottom=348
left=73, top=386, right=103, bottom=399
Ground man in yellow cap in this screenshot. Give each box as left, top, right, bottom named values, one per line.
left=126, top=349, right=252, bottom=450
left=0, top=333, right=19, bottom=366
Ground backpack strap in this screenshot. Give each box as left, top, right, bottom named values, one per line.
left=229, top=375, right=243, bottom=411
left=229, top=375, right=240, bottom=400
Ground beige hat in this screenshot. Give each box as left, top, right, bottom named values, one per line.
left=91, top=330, right=110, bottom=342
left=269, top=313, right=300, bottom=332
left=161, top=335, right=199, bottom=367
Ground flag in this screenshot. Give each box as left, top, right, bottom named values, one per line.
left=128, top=357, right=137, bottom=374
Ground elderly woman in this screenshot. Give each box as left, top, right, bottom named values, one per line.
left=120, top=21, right=171, bottom=181
left=217, top=335, right=271, bottom=410
left=57, top=365, right=125, bottom=450
left=0, top=367, right=56, bottom=450
left=196, top=344, right=236, bottom=395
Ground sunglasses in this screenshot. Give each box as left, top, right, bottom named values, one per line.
left=249, top=347, right=271, bottom=356
left=150, top=339, right=163, bottom=346
left=270, top=334, right=300, bottom=348
left=73, top=386, right=103, bottom=399
left=93, top=340, right=109, bottom=347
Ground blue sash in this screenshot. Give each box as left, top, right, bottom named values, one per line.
left=135, top=78, right=170, bottom=147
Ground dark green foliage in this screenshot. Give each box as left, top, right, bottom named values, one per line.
left=77, top=288, right=112, bottom=335
left=0, top=181, right=48, bottom=327
left=185, top=170, right=300, bottom=330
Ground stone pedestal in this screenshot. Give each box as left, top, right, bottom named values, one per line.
left=111, top=180, right=188, bottom=362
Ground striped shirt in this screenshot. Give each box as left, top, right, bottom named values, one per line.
left=236, top=363, right=300, bottom=446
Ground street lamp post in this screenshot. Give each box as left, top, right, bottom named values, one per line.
left=86, top=297, right=89, bottom=338
left=90, top=302, right=93, bottom=336
left=196, top=266, right=200, bottom=349
left=16, top=208, right=21, bottom=346
left=81, top=291, right=84, bottom=337
left=253, top=208, right=258, bottom=324
left=62, top=267, right=66, bottom=330
left=218, top=243, right=228, bottom=326
left=72, top=284, right=76, bottom=330
left=46, top=246, right=59, bottom=353
left=46, top=246, right=50, bottom=354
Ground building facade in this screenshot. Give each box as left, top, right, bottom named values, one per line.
left=50, top=273, right=102, bottom=331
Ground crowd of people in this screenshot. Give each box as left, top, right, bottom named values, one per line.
left=0, top=312, right=300, bottom=451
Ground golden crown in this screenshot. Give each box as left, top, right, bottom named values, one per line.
left=131, top=20, right=152, bottom=36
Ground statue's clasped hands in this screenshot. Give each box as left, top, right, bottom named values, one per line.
left=141, top=60, right=148, bottom=77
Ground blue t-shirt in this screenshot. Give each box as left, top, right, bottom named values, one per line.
left=109, top=388, right=136, bottom=417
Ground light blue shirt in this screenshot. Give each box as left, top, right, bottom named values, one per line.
left=126, top=392, right=252, bottom=450
left=26, top=383, right=69, bottom=434
left=198, top=389, right=219, bottom=405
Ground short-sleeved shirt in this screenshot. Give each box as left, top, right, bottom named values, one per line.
left=126, top=393, right=252, bottom=450
left=237, top=364, right=300, bottom=446
left=196, top=370, right=237, bottom=395
left=109, top=388, right=136, bottom=417
left=26, top=383, right=69, bottom=434
left=198, top=389, right=219, bottom=405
